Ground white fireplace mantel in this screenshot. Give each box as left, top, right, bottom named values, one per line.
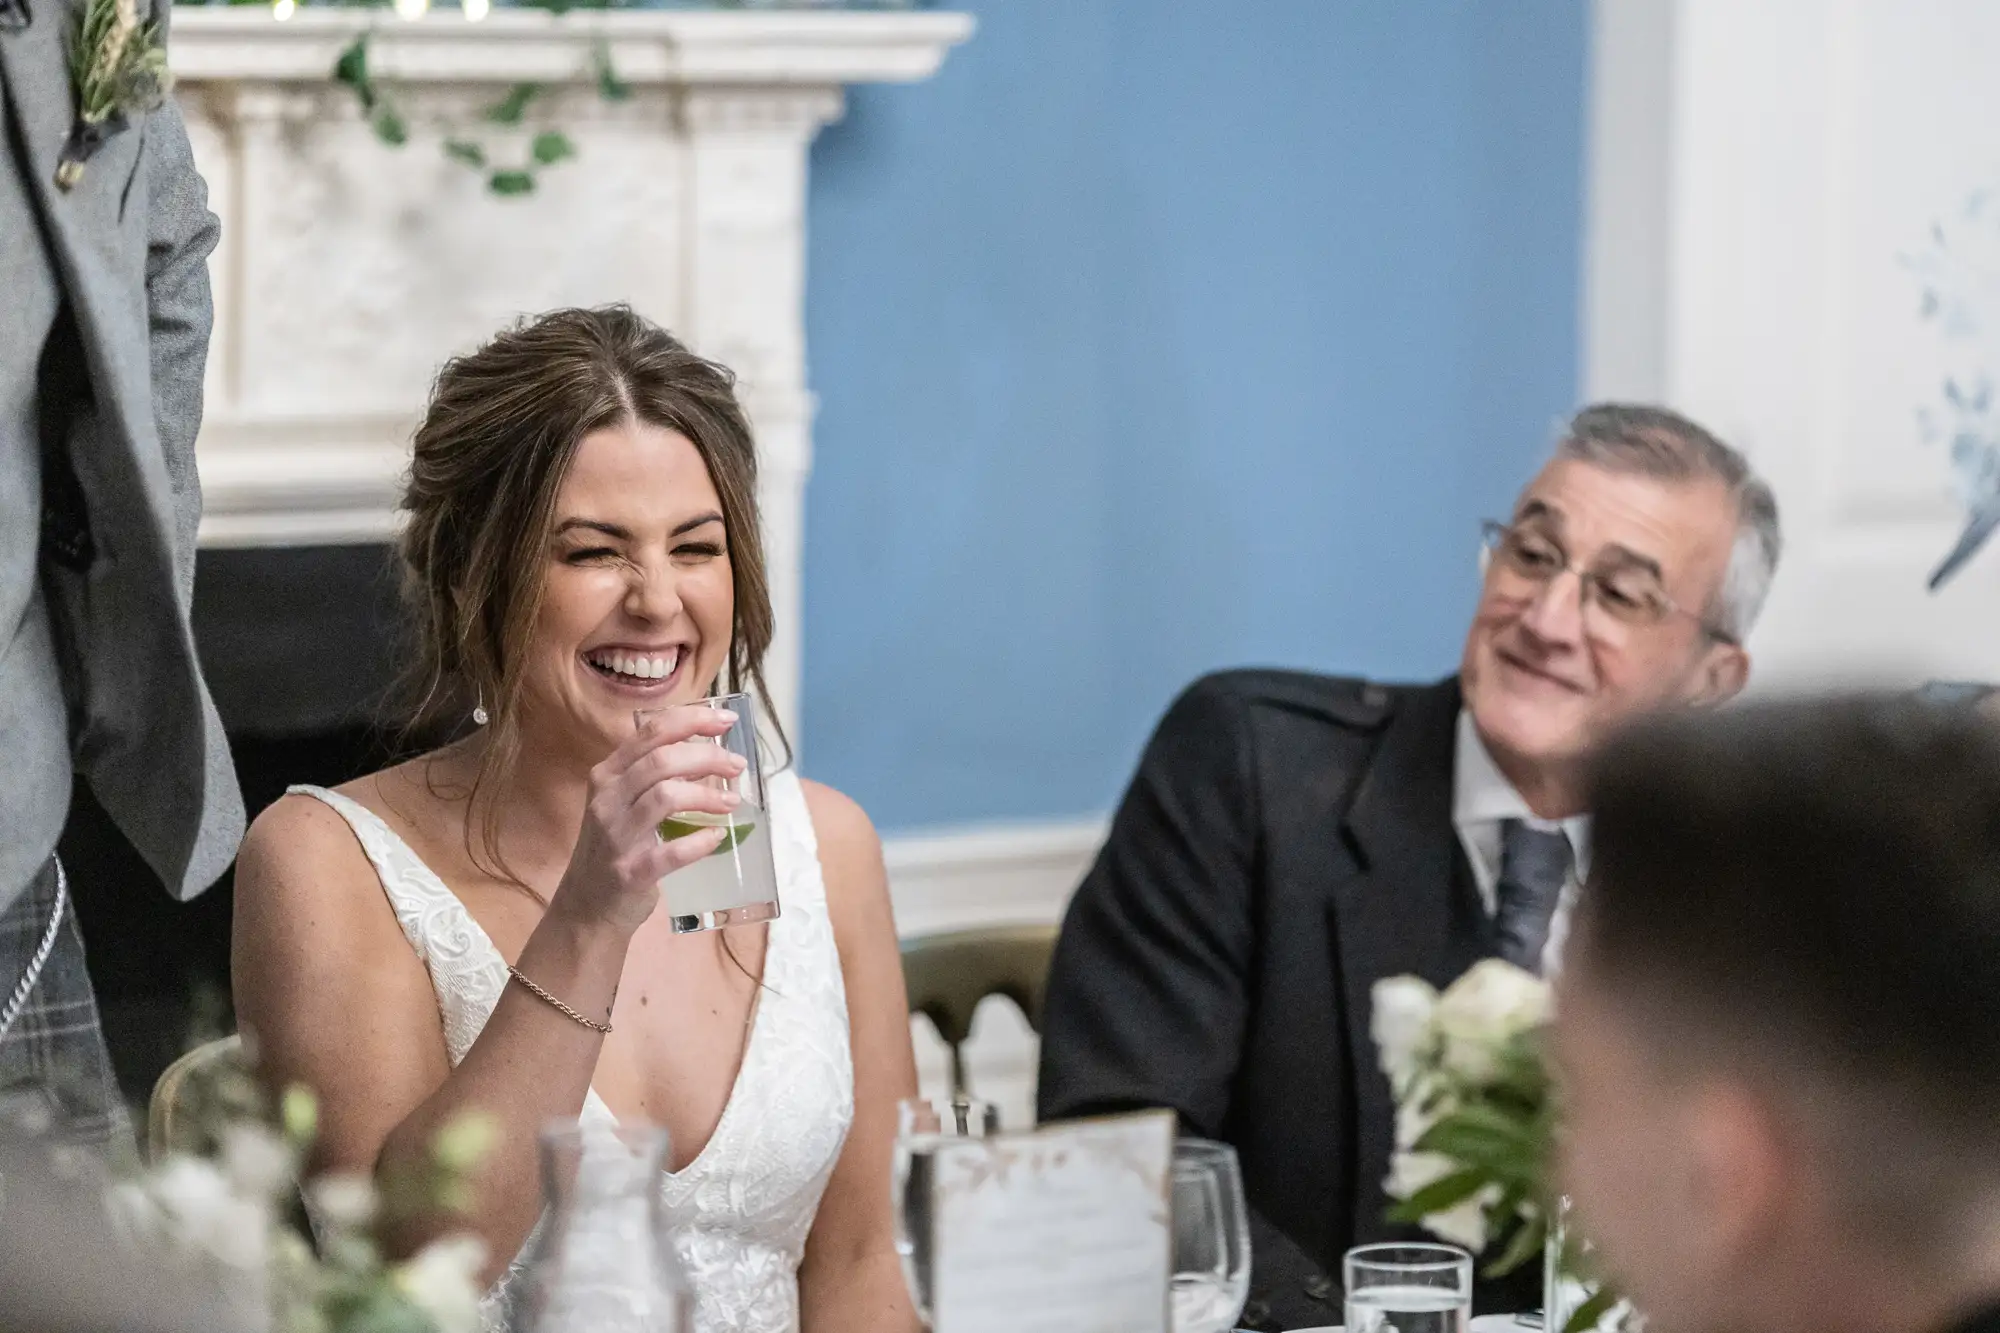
left=170, top=7, right=974, bottom=85
left=171, top=6, right=972, bottom=739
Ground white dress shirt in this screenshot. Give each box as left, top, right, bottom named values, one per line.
left=1452, top=710, right=1591, bottom=973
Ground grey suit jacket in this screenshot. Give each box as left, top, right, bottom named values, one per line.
left=0, top=0, right=243, bottom=900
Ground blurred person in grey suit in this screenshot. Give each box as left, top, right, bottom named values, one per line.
left=0, top=0, right=241, bottom=1144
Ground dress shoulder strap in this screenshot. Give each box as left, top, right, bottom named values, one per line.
left=286, top=785, right=467, bottom=962
left=763, top=769, right=827, bottom=912
left=285, top=785, right=508, bottom=1067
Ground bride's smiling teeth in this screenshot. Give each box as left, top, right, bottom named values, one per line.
left=585, top=647, right=682, bottom=682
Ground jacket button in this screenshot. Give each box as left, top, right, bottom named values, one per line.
left=1240, top=1298, right=1273, bottom=1329
left=1360, top=684, right=1389, bottom=710
left=1303, top=1274, right=1335, bottom=1302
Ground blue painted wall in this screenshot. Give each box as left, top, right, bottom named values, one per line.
left=801, top=0, right=1589, bottom=831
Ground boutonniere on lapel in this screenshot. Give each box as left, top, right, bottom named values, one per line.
left=56, top=0, right=169, bottom=191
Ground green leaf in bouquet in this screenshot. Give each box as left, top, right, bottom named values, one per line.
left=1487, top=1032, right=1554, bottom=1101
left=1417, top=1099, right=1540, bottom=1152
left=489, top=169, right=536, bottom=196
left=1414, top=1106, right=1541, bottom=1185
left=1564, top=1285, right=1620, bottom=1333
left=322, top=1283, right=434, bottom=1333
left=1385, top=1166, right=1490, bottom=1225
left=1482, top=1206, right=1546, bottom=1279
left=444, top=138, right=487, bottom=169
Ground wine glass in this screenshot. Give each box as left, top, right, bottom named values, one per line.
left=891, top=1096, right=1000, bottom=1328
left=1170, top=1137, right=1251, bottom=1333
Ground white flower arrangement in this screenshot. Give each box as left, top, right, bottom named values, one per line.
left=1370, top=959, right=1621, bottom=1333
left=103, top=1072, right=494, bottom=1333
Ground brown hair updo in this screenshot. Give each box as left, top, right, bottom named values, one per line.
left=397, top=305, right=781, bottom=883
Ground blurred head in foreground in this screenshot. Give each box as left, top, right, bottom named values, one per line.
left=1554, top=699, right=2000, bottom=1333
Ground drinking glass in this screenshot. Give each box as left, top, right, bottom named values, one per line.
left=891, top=1096, right=1000, bottom=1328
left=1344, top=1242, right=1473, bottom=1333
left=1170, top=1138, right=1251, bottom=1333
left=634, top=693, right=779, bottom=933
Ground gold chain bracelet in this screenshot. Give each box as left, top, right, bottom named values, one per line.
left=507, top=964, right=612, bottom=1034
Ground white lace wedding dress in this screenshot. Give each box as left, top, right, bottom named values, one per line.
left=291, top=770, right=854, bottom=1333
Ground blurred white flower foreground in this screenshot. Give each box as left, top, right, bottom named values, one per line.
left=103, top=1088, right=492, bottom=1333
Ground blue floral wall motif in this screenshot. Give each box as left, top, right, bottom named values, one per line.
left=1906, top=188, right=2000, bottom=590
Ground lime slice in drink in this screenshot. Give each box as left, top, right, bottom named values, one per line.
left=658, top=810, right=756, bottom=856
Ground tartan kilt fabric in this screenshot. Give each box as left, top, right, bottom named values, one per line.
left=0, top=858, right=128, bottom=1151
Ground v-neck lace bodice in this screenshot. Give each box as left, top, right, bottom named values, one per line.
left=292, top=770, right=853, bottom=1333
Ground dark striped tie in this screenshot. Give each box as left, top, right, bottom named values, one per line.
left=1494, top=819, right=1571, bottom=974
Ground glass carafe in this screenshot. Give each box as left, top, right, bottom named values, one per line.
left=513, top=1120, right=692, bottom=1333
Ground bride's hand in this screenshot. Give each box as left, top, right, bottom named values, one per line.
left=549, top=707, right=746, bottom=937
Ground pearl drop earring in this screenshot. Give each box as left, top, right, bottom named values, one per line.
left=472, top=689, right=490, bottom=727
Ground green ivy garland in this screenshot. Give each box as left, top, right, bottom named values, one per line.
left=328, top=0, right=631, bottom=197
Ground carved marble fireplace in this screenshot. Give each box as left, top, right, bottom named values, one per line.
left=175, top=5, right=973, bottom=737
left=66, top=6, right=974, bottom=1102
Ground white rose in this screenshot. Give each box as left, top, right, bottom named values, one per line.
left=147, top=1156, right=236, bottom=1240
left=1371, top=975, right=1440, bottom=1091
left=395, top=1234, right=489, bottom=1333
left=144, top=1156, right=272, bottom=1272
left=221, top=1123, right=296, bottom=1202
left=1432, top=960, right=1550, bottom=1084
left=306, top=1170, right=379, bottom=1234
left=1385, top=1153, right=1502, bottom=1252
left=1394, top=1087, right=1451, bottom=1152
left=1422, top=1183, right=1502, bottom=1254
left=1384, top=1149, right=1455, bottom=1202
left=202, top=1195, right=275, bottom=1273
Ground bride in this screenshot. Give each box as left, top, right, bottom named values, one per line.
left=231, top=306, right=920, bottom=1333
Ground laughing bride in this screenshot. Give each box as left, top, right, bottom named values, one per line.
left=231, top=306, right=921, bottom=1333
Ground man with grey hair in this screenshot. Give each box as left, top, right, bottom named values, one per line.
left=1039, top=402, right=1780, bottom=1330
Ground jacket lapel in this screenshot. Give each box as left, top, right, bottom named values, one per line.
left=1, top=0, right=157, bottom=534
left=0, top=0, right=72, bottom=168
left=1332, top=675, right=1475, bottom=1242
left=0, top=0, right=152, bottom=351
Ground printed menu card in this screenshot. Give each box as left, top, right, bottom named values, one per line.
left=928, top=1108, right=1174, bottom=1333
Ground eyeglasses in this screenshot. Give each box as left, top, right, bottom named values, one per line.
left=1479, top=520, right=1736, bottom=645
